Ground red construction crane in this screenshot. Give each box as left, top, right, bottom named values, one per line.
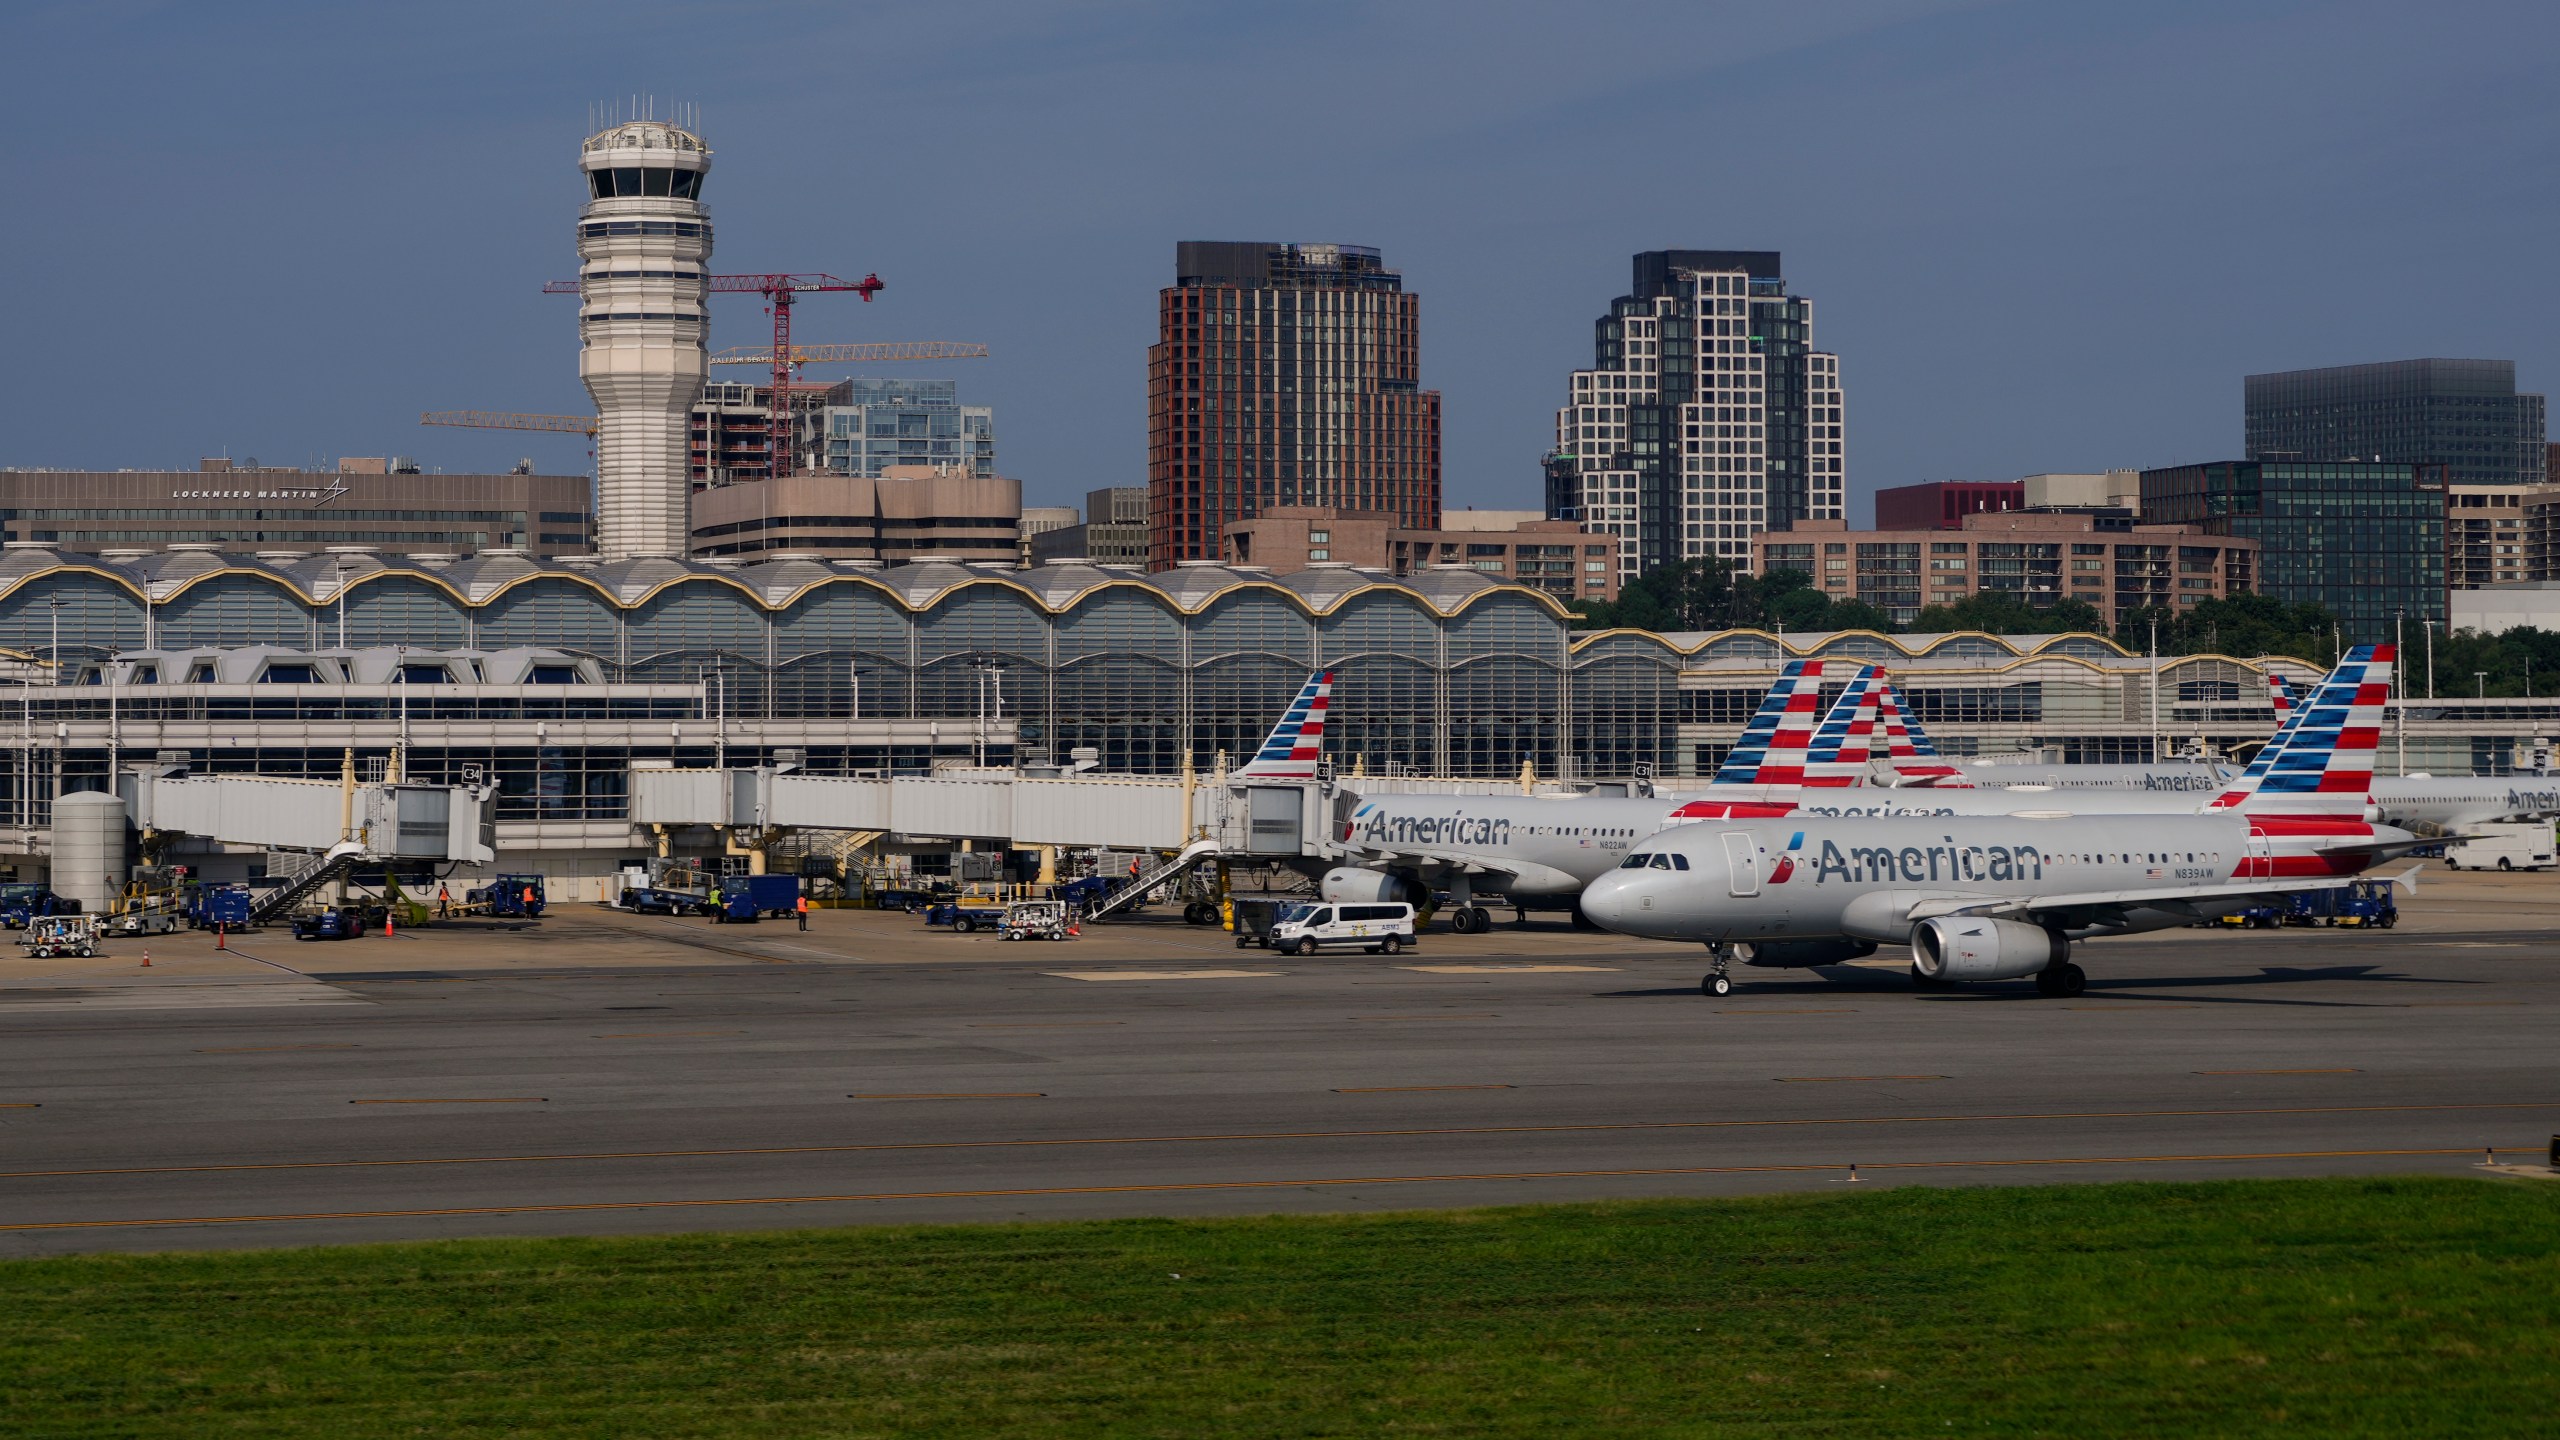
left=547, top=271, right=882, bottom=476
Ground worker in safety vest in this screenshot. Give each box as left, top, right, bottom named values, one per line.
left=522, top=884, right=536, bottom=912
left=796, top=893, right=809, bottom=931
left=708, top=883, right=723, bottom=922
left=436, top=883, right=450, bottom=919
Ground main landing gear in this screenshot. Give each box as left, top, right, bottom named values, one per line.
left=1700, top=942, right=1734, bottom=998
left=1448, top=905, right=1494, bottom=935
left=2033, top=961, right=2087, bottom=998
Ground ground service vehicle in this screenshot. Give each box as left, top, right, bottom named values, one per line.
left=469, top=874, right=548, bottom=918
left=292, top=906, right=364, bottom=941
left=2442, top=821, right=2557, bottom=872
left=713, top=875, right=800, bottom=923
left=0, top=885, right=74, bottom=930
left=18, top=915, right=100, bottom=958
left=1266, top=901, right=1416, bottom=956
left=923, top=898, right=1008, bottom=933
left=999, top=899, right=1072, bottom=941
left=188, top=885, right=255, bottom=930
left=2282, top=880, right=2397, bottom=928
left=2215, top=903, right=2281, bottom=929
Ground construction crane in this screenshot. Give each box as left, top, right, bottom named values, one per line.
left=710, top=340, right=990, bottom=368
left=547, top=272, right=881, bottom=476
left=420, top=410, right=598, bottom=435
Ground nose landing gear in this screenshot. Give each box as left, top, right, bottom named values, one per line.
left=1700, top=942, right=1734, bottom=998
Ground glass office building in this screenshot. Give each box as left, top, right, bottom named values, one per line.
left=821, top=378, right=996, bottom=479
left=2140, top=460, right=2447, bottom=634
left=2245, top=359, right=2545, bottom=489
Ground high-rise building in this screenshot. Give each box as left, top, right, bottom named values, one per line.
left=1028, top=486, right=1151, bottom=567
left=2244, top=359, right=2546, bottom=489
left=576, top=119, right=714, bottom=560
left=1546, top=251, right=1845, bottom=581
left=2140, top=459, right=2447, bottom=635
left=1147, top=242, right=1440, bottom=569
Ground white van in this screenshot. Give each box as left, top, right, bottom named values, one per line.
left=1267, top=901, right=1417, bottom=956
left=2444, top=820, right=2558, bottom=872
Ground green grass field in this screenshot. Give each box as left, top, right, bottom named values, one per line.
left=5, top=1178, right=2556, bottom=1437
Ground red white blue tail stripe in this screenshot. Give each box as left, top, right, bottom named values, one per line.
left=1874, top=682, right=1967, bottom=786
left=2269, top=671, right=2295, bottom=722
left=1802, top=665, right=1881, bottom=787
left=2210, top=645, right=2392, bottom=815
left=1237, top=670, right=1330, bottom=779
left=1709, top=660, right=1826, bottom=787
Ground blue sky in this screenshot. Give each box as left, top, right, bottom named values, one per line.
left=5, top=0, right=2556, bottom=519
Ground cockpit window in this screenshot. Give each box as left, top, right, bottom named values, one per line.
left=1650, top=854, right=1675, bottom=870
left=1671, top=854, right=1690, bottom=871
left=1620, top=853, right=1651, bottom=869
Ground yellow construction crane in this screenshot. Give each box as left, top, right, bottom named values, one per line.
left=419, top=410, right=599, bottom=435
left=710, top=341, right=990, bottom=367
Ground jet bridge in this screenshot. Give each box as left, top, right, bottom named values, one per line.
left=120, top=771, right=498, bottom=864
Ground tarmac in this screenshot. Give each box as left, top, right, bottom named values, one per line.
left=1, top=866, right=2555, bottom=1256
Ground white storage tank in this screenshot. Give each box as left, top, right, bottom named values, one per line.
left=50, top=791, right=128, bottom=913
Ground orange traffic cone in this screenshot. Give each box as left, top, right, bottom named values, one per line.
left=216, top=924, right=227, bottom=951
left=141, top=949, right=151, bottom=968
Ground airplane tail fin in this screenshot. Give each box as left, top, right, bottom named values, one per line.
left=2269, top=670, right=2295, bottom=723
left=1803, top=665, right=1881, bottom=787
left=1709, top=660, right=1825, bottom=787
left=2213, top=645, right=2392, bottom=814
left=1874, top=682, right=1968, bottom=787
left=1236, top=670, right=1331, bottom=779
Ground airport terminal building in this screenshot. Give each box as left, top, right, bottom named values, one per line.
left=0, top=543, right=2546, bottom=873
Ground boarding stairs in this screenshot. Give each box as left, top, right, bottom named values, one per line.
left=1083, top=838, right=1223, bottom=922
left=248, top=839, right=368, bottom=925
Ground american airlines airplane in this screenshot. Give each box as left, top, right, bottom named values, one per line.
left=1579, top=645, right=2427, bottom=998
left=1885, top=666, right=2557, bottom=832
left=1318, top=660, right=1858, bottom=932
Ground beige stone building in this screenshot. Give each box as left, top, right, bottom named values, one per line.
left=687, top=466, right=1021, bottom=563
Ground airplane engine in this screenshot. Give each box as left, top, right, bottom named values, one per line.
left=1735, top=938, right=1878, bottom=969
left=1321, top=868, right=1424, bottom=906
left=1909, top=916, right=2064, bottom=982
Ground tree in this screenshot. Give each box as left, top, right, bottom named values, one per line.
left=1908, top=590, right=2103, bottom=637
left=1570, top=557, right=1739, bottom=632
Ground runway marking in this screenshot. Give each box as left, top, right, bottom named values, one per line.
left=596, top=1031, right=742, bottom=1040
left=1778, top=1075, right=1947, bottom=1083
left=1349, top=1013, right=1499, bottom=1021
left=1716, top=1008, right=1857, bottom=1015
left=349, top=1098, right=547, bottom=1106
left=968, top=1021, right=1125, bottom=1029
left=2063, top=1004, right=2199, bottom=1011
left=196, top=1043, right=362, bottom=1054
left=851, top=1092, right=1046, bottom=1101
left=0, top=1103, right=36, bottom=1109
left=1333, top=1085, right=1515, bottom=1094
left=1399, top=965, right=1620, bottom=974
left=8, top=1102, right=2548, bottom=1183
left=0, top=982, right=370, bottom=1013
left=2395, top=1001, right=2523, bottom=1008
left=0, top=1146, right=2499, bottom=1234
left=2196, top=1068, right=2361, bottom=1076
left=1045, top=970, right=1283, bottom=982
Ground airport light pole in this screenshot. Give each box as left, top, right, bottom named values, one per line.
left=2147, top=616, right=2160, bottom=764
left=2476, top=671, right=2487, bottom=699
left=2394, top=610, right=2405, bottom=777
left=2422, top=618, right=2437, bottom=699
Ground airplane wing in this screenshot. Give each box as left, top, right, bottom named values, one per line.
left=1906, top=874, right=2364, bottom=927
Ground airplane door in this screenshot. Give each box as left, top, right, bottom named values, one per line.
left=2244, top=824, right=2273, bottom=879
left=1722, top=832, right=1760, bottom=896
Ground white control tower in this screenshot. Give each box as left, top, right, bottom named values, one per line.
left=577, top=119, right=712, bottom=560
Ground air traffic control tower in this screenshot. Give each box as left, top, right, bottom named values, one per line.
left=576, top=118, right=713, bottom=560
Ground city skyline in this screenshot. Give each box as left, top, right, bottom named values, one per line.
left=6, top=2, right=2559, bottom=520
